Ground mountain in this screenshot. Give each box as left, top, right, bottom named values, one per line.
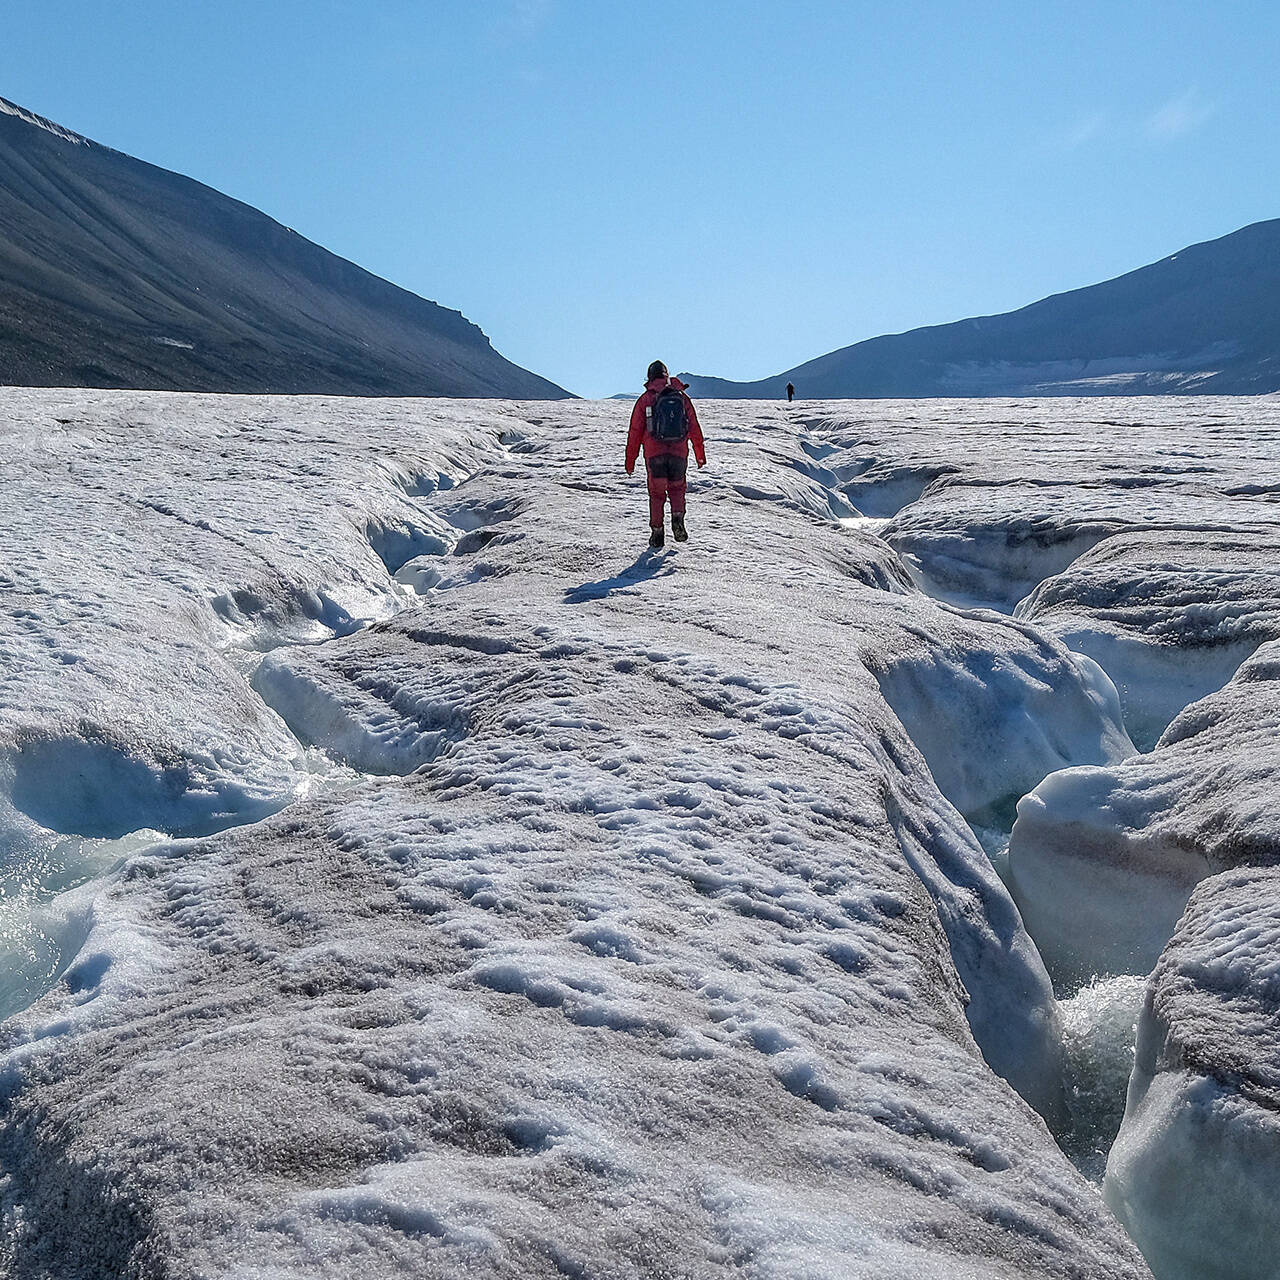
left=684, top=220, right=1280, bottom=399
left=0, top=96, right=569, bottom=397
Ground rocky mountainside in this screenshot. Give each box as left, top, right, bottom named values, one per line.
left=685, top=219, right=1280, bottom=399
left=0, top=97, right=568, bottom=397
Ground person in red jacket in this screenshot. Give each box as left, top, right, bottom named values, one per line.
left=625, top=360, right=706, bottom=549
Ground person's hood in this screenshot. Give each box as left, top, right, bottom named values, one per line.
left=645, top=375, right=688, bottom=393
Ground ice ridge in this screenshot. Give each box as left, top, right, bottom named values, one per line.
left=0, top=95, right=90, bottom=146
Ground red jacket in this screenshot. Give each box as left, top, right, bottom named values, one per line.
left=626, top=376, right=707, bottom=472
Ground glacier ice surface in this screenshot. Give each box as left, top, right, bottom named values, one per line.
left=1018, top=529, right=1280, bottom=749
left=0, top=390, right=1171, bottom=1276
left=1007, top=638, right=1280, bottom=990
left=1105, top=865, right=1280, bottom=1280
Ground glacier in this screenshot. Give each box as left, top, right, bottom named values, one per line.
left=1104, top=865, right=1280, bottom=1280
left=1006, top=640, right=1280, bottom=990
left=3, top=388, right=1279, bottom=1276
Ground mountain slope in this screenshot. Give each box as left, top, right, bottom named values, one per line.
left=684, top=219, right=1280, bottom=399
left=0, top=97, right=568, bottom=397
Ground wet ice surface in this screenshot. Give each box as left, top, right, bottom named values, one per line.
left=0, top=826, right=162, bottom=1022
left=0, top=391, right=507, bottom=848
left=4, top=390, right=1279, bottom=1277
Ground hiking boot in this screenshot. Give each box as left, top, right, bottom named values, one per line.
left=649, top=526, right=665, bottom=549
left=671, top=513, right=688, bottom=542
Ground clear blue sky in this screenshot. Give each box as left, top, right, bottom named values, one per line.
left=3, top=1, right=1278, bottom=396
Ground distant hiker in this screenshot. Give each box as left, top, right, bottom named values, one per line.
left=626, top=360, right=706, bottom=549
left=786, top=382, right=795, bottom=402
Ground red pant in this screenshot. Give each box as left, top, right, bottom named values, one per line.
left=645, top=450, right=688, bottom=526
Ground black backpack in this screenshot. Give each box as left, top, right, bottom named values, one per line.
left=649, top=386, right=689, bottom=441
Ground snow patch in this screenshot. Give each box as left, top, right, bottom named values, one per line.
left=0, top=96, right=91, bottom=146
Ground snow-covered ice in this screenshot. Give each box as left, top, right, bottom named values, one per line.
left=1018, top=529, right=1280, bottom=748
left=803, top=400, right=1280, bottom=621
left=1105, top=865, right=1280, bottom=1280
left=0, top=390, right=1164, bottom=1276
left=0, top=392, right=502, bottom=850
